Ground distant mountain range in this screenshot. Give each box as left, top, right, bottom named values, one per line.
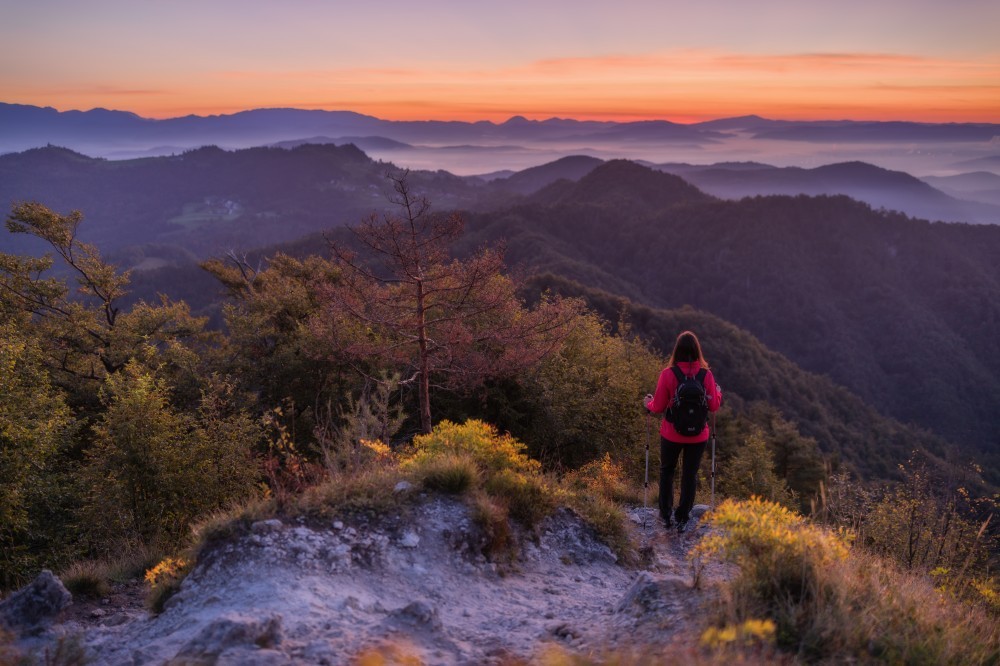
left=0, top=103, right=724, bottom=156
left=3, top=102, right=999, bottom=167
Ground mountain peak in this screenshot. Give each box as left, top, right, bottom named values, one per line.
left=502, top=115, right=533, bottom=126
left=539, top=159, right=714, bottom=211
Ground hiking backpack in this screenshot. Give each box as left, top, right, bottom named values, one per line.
left=664, top=367, right=709, bottom=436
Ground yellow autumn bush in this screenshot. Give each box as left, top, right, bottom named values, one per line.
left=402, top=419, right=541, bottom=476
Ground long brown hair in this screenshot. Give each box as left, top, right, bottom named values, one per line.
left=667, top=330, right=710, bottom=369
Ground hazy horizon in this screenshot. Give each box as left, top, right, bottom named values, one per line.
left=4, top=102, right=998, bottom=179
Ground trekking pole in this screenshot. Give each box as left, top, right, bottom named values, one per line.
left=644, top=408, right=651, bottom=529
left=710, top=412, right=717, bottom=510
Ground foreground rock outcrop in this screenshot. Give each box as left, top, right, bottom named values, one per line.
left=0, top=570, right=72, bottom=636
left=9, top=499, right=717, bottom=664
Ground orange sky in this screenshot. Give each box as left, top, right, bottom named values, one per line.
left=2, top=1, right=999, bottom=123
left=191, top=51, right=999, bottom=123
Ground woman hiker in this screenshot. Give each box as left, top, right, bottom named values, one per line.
left=644, top=330, right=722, bottom=533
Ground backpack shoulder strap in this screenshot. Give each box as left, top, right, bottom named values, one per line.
left=670, top=366, right=686, bottom=383
left=695, top=368, right=707, bottom=384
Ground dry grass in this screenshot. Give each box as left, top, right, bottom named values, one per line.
left=59, top=544, right=163, bottom=600
left=815, top=550, right=1000, bottom=664
left=471, top=491, right=515, bottom=561
left=293, top=466, right=404, bottom=519
left=143, top=496, right=270, bottom=614
left=696, top=497, right=1000, bottom=663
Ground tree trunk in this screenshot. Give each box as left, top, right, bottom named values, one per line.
left=416, top=277, right=432, bottom=434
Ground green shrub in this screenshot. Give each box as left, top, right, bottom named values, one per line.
left=0, top=322, right=72, bottom=589
left=694, top=497, right=847, bottom=640
left=718, top=429, right=796, bottom=508
left=518, top=310, right=662, bottom=473
left=80, top=363, right=262, bottom=553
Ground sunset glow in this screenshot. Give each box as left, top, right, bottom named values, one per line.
left=2, top=0, right=999, bottom=123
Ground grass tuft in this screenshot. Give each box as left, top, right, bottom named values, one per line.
left=60, top=561, right=111, bottom=600
left=564, top=493, right=633, bottom=565
left=471, top=491, right=514, bottom=560
left=409, top=452, right=479, bottom=494
left=485, top=469, right=555, bottom=528
left=293, top=466, right=402, bottom=519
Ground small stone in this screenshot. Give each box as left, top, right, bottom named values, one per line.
left=392, top=601, right=440, bottom=630
left=394, top=480, right=413, bottom=494
left=332, top=521, right=344, bottom=530
left=170, top=613, right=284, bottom=663
left=251, top=519, right=284, bottom=533
left=400, top=531, right=420, bottom=548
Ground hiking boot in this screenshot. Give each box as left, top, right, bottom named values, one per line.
left=676, top=518, right=690, bottom=534
left=661, top=515, right=674, bottom=529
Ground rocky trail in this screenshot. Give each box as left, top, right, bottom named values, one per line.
left=5, top=498, right=725, bottom=665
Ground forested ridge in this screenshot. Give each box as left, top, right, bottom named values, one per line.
left=460, top=160, right=1000, bottom=482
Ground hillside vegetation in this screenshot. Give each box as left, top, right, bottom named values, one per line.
left=523, top=274, right=957, bottom=486
left=2, top=172, right=999, bottom=663
left=5, top=147, right=998, bottom=479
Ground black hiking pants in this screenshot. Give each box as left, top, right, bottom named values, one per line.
left=659, top=437, right=706, bottom=524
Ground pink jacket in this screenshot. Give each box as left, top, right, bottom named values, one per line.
left=645, top=360, right=722, bottom=443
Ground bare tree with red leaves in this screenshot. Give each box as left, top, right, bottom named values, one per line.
left=319, top=172, right=573, bottom=434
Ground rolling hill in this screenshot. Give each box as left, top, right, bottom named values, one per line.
left=652, top=161, right=1000, bottom=224
left=0, top=144, right=483, bottom=258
